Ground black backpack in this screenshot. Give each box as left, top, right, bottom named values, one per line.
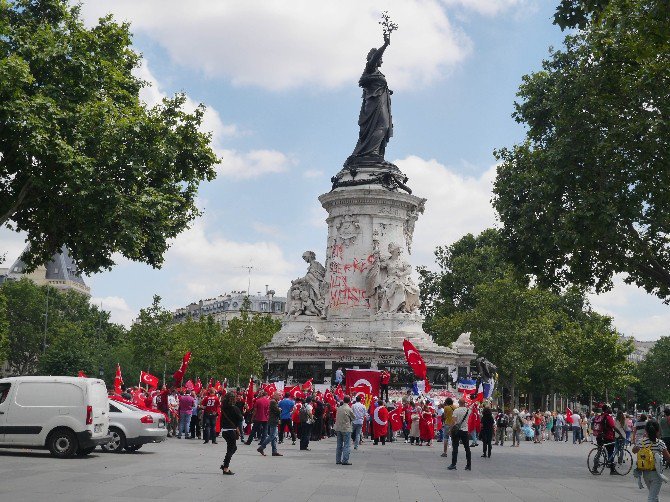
left=496, top=414, right=509, bottom=428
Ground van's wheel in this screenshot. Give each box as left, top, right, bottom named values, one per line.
left=77, top=446, right=95, bottom=456
left=48, top=429, right=78, bottom=458
left=101, top=427, right=126, bottom=453
left=124, top=444, right=142, bottom=452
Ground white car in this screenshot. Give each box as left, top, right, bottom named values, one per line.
left=0, top=376, right=111, bottom=458
left=102, top=400, right=167, bottom=453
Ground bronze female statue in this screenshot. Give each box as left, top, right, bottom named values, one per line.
left=345, top=32, right=393, bottom=167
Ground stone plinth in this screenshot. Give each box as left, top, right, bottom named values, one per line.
left=261, top=175, right=476, bottom=387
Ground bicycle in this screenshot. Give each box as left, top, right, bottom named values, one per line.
left=587, top=439, right=633, bottom=476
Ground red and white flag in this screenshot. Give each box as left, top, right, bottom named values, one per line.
left=172, top=351, right=192, bottom=387
left=114, top=363, right=123, bottom=395
left=335, top=384, right=344, bottom=401
left=185, top=379, right=194, bottom=391
left=263, top=382, right=277, bottom=395
left=140, top=371, right=159, bottom=389
left=389, top=405, right=403, bottom=432
left=474, top=383, right=484, bottom=402
left=246, top=376, right=255, bottom=410
left=301, top=378, right=313, bottom=391
left=345, top=369, right=381, bottom=399
left=194, top=377, right=202, bottom=394
left=403, top=339, right=431, bottom=392
left=77, top=370, right=87, bottom=378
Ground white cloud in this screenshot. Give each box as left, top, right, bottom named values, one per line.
left=441, top=0, right=524, bottom=16
left=0, top=230, right=28, bottom=267
left=218, top=149, right=293, bottom=179
left=303, top=169, right=325, bottom=179
left=165, top=218, right=297, bottom=299
left=395, top=155, right=497, bottom=260
left=252, top=222, right=283, bottom=239
left=91, top=296, right=136, bottom=327
left=81, top=0, right=475, bottom=91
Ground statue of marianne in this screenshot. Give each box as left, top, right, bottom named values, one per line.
left=345, top=31, right=393, bottom=166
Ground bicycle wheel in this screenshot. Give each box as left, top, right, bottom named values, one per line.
left=614, top=448, right=633, bottom=476
left=587, top=447, right=606, bottom=475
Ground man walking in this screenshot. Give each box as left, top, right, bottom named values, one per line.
left=277, top=392, right=296, bottom=445
left=352, top=395, right=367, bottom=449
left=257, top=392, right=283, bottom=457
left=495, top=408, right=508, bottom=446
left=334, top=396, right=355, bottom=465
left=245, top=391, right=270, bottom=446
left=442, top=398, right=456, bottom=457
left=447, top=398, right=471, bottom=471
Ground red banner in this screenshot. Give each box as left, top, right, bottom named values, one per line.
left=140, top=371, right=159, bottom=389
left=345, top=369, right=381, bottom=399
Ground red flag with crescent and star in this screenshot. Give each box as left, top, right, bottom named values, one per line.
left=172, top=351, right=192, bottom=387
left=403, top=339, right=432, bottom=392
left=140, top=371, right=159, bottom=389
left=345, top=369, right=381, bottom=401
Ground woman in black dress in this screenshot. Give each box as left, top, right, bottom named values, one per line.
left=220, top=392, right=243, bottom=475
left=481, top=406, right=495, bottom=458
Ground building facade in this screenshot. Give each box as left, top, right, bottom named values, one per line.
left=620, top=335, right=657, bottom=363
left=172, top=288, right=286, bottom=328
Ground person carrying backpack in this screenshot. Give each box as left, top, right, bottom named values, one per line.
left=594, top=405, right=623, bottom=475
left=632, top=420, right=670, bottom=501
left=495, top=409, right=508, bottom=446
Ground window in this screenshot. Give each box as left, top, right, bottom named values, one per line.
left=0, top=383, right=10, bottom=404
left=260, top=302, right=268, bottom=311
left=15, top=382, right=83, bottom=407
left=110, top=403, right=121, bottom=413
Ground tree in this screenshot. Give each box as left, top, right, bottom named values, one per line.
left=0, top=289, right=9, bottom=363
left=38, top=324, right=97, bottom=376
left=493, top=0, right=670, bottom=300
left=635, top=336, right=670, bottom=406
left=222, top=298, right=281, bottom=386
left=169, top=316, right=226, bottom=382
left=126, top=295, right=173, bottom=377
left=0, top=0, right=218, bottom=274
left=418, top=229, right=525, bottom=340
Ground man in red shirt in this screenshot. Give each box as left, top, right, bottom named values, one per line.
left=380, top=370, right=390, bottom=402
left=201, top=388, right=220, bottom=444
left=244, top=391, right=270, bottom=445
left=599, top=404, right=621, bottom=475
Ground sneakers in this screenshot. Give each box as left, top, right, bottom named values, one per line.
left=440, top=453, right=449, bottom=457
left=341, top=462, right=352, bottom=466
left=257, top=447, right=266, bottom=456
left=465, top=465, right=471, bottom=471
left=272, top=452, right=283, bottom=457
left=447, top=464, right=457, bottom=470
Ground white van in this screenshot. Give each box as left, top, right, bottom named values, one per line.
left=0, top=376, right=111, bottom=457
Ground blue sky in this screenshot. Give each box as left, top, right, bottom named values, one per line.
left=1, top=0, right=668, bottom=340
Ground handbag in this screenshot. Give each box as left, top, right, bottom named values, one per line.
left=450, top=408, right=469, bottom=436
left=220, top=406, right=240, bottom=439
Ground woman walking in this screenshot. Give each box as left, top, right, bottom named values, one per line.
left=480, top=406, right=494, bottom=458
left=220, top=392, right=243, bottom=475
left=632, top=420, right=670, bottom=502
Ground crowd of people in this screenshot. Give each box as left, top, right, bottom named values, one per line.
left=115, top=382, right=669, bottom=499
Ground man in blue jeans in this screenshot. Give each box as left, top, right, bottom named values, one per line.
left=351, top=395, right=367, bottom=449
left=334, top=396, right=354, bottom=465
left=277, top=392, right=296, bottom=445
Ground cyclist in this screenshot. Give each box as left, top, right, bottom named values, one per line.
left=593, top=404, right=624, bottom=475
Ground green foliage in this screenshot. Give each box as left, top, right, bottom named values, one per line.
left=635, top=336, right=670, bottom=406
left=0, top=290, right=9, bottom=362
left=553, top=0, right=611, bottom=29
left=424, top=230, right=635, bottom=404
left=494, top=0, right=670, bottom=300
left=0, top=0, right=218, bottom=274
left=126, top=295, right=174, bottom=375
left=419, top=229, right=525, bottom=341
left=1, top=278, right=125, bottom=377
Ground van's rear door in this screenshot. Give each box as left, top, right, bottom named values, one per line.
left=86, top=379, right=109, bottom=438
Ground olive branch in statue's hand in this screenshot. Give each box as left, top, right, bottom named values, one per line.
left=380, top=11, right=398, bottom=43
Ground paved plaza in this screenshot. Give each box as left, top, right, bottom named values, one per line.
left=0, top=436, right=663, bottom=502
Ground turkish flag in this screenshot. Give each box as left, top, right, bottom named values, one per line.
left=285, top=385, right=304, bottom=400
left=301, top=378, right=313, bottom=391
left=335, top=384, right=344, bottom=401
left=194, top=377, right=202, bottom=394
left=372, top=405, right=389, bottom=438
left=263, top=382, right=277, bottom=395
left=185, top=379, right=194, bottom=391
left=324, top=389, right=337, bottom=408
left=403, top=339, right=432, bottom=392
left=214, top=380, right=222, bottom=392
left=389, top=405, right=403, bottom=432
left=565, top=407, right=573, bottom=426
left=345, top=369, right=381, bottom=399
left=114, top=363, right=124, bottom=395
left=140, top=371, right=159, bottom=389
left=77, top=370, right=87, bottom=378
left=172, top=351, right=192, bottom=387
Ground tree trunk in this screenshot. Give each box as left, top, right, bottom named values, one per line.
left=0, top=180, right=33, bottom=227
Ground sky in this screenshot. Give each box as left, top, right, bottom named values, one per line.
left=1, top=0, right=668, bottom=340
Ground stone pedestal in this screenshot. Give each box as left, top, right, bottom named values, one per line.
left=261, top=172, right=475, bottom=388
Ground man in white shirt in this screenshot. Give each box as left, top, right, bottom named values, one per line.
left=447, top=398, right=471, bottom=471
left=335, top=368, right=344, bottom=386
left=352, top=395, right=367, bottom=449
left=572, top=412, right=582, bottom=444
